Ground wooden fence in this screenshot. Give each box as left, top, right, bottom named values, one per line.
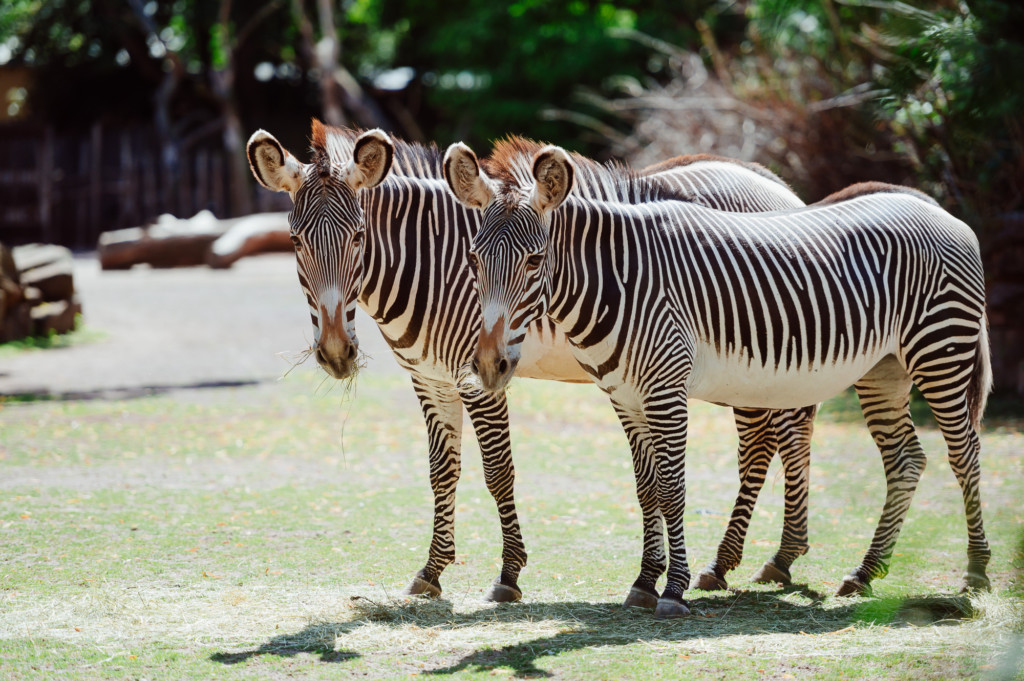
left=0, top=123, right=288, bottom=250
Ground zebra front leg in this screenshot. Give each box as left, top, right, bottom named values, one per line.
left=462, top=389, right=527, bottom=602
left=643, top=387, right=693, bottom=619
left=405, top=377, right=465, bottom=598
left=696, top=407, right=776, bottom=591
left=612, top=402, right=665, bottom=610
left=751, top=406, right=815, bottom=586
left=838, top=357, right=923, bottom=597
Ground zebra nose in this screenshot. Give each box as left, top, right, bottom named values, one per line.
left=497, top=358, right=509, bottom=375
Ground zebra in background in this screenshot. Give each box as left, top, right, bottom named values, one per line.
left=246, top=119, right=825, bottom=604
left=446, top=140, right=991, bottom=618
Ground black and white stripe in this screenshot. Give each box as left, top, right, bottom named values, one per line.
left=452, top=142, right=991, bottom=617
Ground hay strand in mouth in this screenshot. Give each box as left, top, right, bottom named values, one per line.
left=277, top=345, right=317, bottom=379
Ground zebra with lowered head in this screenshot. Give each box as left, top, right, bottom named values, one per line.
left=445, top=139, right=992, bottom=618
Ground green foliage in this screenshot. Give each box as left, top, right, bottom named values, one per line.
left=867, top=0, right=1024, bottom=220
left=375, top=0, right=715, bottom=152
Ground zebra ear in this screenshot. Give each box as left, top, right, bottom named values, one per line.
left=344, top=129, right=394, bottom=191
left=247, top=129, right=304, bottom=195
left=530, top=146, right=573, bottom=217
left=443, top=142, right=496, bottom=210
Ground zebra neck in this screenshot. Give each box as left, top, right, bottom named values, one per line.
left=355, top=178, right=480, bottom=355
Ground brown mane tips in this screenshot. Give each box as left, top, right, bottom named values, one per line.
left=815, top=181, right=940, bottom=207
left=310, top=118, right=328, bottom=153
left=482, top=136, right=544, bottom=178
left=643, top=154, right=791, bottom=190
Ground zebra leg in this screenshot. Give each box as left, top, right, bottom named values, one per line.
left=643, top=388, right=692, bottom=619
left=695, top=407, right=776, bottom=591
left=462, top=388, right=527, bottom=603
left=752, top=406, right=815, bottom=585
left=404, top=377, right=464, bottom=598
left=611, top=401, right=664, bottom=610
left=910, top=364, right=991, bottom=593
left=838, top=357, right=923, bottom=597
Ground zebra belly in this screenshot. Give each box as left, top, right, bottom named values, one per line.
left=515, top=324, right=593, bottom=383
left=688, top=343, right=892, bottom=409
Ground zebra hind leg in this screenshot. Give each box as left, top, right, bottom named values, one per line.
left=463, top=389, right=527, bottom=602
left=838, top=357, right=922, bottom=597
left=695, top=407, right=776, bottom=591
left=911, top=359, right=991, bottom=593
left=404, top=378, right=465, bottom=599
left=612, top=402, right=665, bottom=610
left=751, top=406, right=815, bottom=586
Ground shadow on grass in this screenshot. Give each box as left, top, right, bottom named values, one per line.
left=209, top=589, right=977, bottom=677
left=0, top=379, right=262, bottom=403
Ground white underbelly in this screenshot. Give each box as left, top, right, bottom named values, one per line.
left=516, top=325, right=593, bottom=383
left=688, top=342, right=893, bottom=409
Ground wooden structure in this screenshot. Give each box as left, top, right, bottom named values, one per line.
left=0, top=122, right=289, bottom=250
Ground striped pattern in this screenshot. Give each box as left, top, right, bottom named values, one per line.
left=255, top=123, right=844, bottom=602
left=460, top=143, right=991, bottom=614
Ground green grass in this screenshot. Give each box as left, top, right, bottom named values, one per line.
left=0, top=316, right=105, bottom=359
left=1, top=371, right=1022, bottom=680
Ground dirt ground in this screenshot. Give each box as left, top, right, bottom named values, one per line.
left=0, top=252, right=401, bottom=398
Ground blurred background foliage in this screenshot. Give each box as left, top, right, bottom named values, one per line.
left=1, top=0, right=1020, bottom=216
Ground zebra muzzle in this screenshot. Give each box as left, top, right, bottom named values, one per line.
left=315, top=337, right=358, bottom=379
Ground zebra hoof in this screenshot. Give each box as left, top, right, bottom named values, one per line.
left=484, top=582, right=522, bottom=603
left=653, top=597, right=692, bottom=619
left=404, top=576, right=442, bottom=598
left=751, top=562, right=792, bottom=586
left=960, top=571, right=991, bottom=593
left=623, top=586, right=659, bottom=610
left=836, top=575, right=871, bottom=597
left=693, top=570, right=728, bottom=591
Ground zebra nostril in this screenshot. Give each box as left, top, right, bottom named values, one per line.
left=497, top=358, right=509, bottom=375
left=471, top=358, right=480, bottom=375
left=346, top=343, right=357, bottom=360
left=315, top=347, right=326, bottom=364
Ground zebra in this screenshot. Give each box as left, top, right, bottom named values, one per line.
left=246, top=120, right=822, bottom=604
left=444, top=140, right=992, bottom=619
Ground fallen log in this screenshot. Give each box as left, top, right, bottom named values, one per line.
left=98, top=210, right=228, bottom=270
left=207, top=213, right=291, bottom=269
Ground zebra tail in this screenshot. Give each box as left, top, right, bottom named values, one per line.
left=967, top=311, right=993, bottom=430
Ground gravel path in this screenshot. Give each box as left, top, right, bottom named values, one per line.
left=0, top=253, right=401, bottom=398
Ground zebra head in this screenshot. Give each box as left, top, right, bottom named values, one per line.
left=247, top=123, right=394, bottom=379
left=444, top=142, right=574, bottom=392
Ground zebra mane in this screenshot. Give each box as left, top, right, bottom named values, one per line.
left=309, top=119, right=445, bottom=180
left=814, top=181, right=940, bottom=207
left=642, top=153, right=793, bottom=191
left=483, top=136, right=687, bottom=208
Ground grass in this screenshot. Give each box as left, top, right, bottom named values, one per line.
left=1, top=369, right=1022, bottom=680
left=0, top=317, right=105, bottom=359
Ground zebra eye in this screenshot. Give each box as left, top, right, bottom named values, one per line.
left=525, top=253, right=544, bottom=269
left=352, top=231, right=364, bottom=245
left=467, top=252, right=479, bottom=270
left=290, top=234, right=301, bottom=251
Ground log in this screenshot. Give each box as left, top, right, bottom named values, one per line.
left=13, top=243, right=76, bottom=302
left=98, top=210, right=228, bottom=270
left=0, top=242, right=30, bottom=343
left=206, top=212, right=291, bottom=269
left=31, top=296, right=82, bottom=337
